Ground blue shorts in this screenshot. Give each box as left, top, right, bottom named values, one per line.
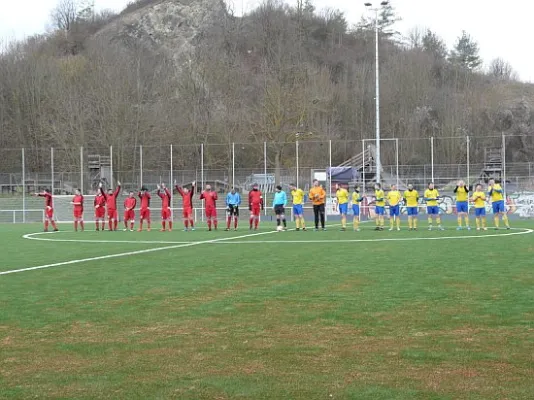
left=456, top=201, right=468, bottom=213
left=427, top=206, right=439, bottom=215
left=375, top=206, right=385, bottom=215
left=389, top=205, right=400, bottom=217
left=293, top=204, right=303, bottom=216
left=352, top=205, right=360, bottom=216
left=475, top=207, right=486, bottom=217
left=492, top=201, right=505, bottom=214
left=407, top=206, right=418, bottom=216
left=339, top=203, right=348, bottom=215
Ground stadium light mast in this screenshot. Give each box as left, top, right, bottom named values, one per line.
left=364, top=1, right=388, bottom=184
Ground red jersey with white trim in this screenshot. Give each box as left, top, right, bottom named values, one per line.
left=248, top=190, right=263, bottom=207
left=124, top=197, right=136, bottom=210
left=200, top=191, right=218, bottom=208
left=101, top=186, right=121, bottom=210
left=158, top=188, right=171, bottom=209
left=72, top=195, right=84, bottom=211
left=39, top=192, right=53, bottom=208
left=94, top=194, right=106, bottom=208
left=176, top=185, right=194, bottom=209
left=138, top=192, right=151, bottom=209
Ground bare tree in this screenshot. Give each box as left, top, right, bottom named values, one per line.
left=50, top=0, right=78, bottom=32
left=489, top=58, right=516, bottom=81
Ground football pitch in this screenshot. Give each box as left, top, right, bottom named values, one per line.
left=1, top=221, right=533, bottom=399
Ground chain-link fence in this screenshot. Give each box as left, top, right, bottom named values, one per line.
left=1, top=135, right=534, bottom=222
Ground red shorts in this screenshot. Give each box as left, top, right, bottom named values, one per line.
left=45, top=207, right=54, bottom=219
left=251, top=205, right=261, bottom=217
left=107, top=209, right=118, bottom=220
left=161, top=208, right=171, bottom=221
left=124, top=210, right=135, bottom=221
left=95, top=208, right=106, bottom=219
left=140, top=208, right=151, bottom=220
left=73, top=209, right=83, bottom=219
left=182, top=207, right=192, bottom=219
left=205, top=206, right=217, bottom=218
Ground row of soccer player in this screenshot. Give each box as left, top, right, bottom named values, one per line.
left=33, top=178, right=510, bottom=233
left=333, top=179, right=511, bottom=231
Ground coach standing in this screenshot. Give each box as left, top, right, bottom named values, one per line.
left=309, top=180, right=326, bottom=231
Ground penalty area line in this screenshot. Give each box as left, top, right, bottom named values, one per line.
left=3, top=229, right=284, bottom=276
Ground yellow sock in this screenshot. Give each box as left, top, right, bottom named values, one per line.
left=301, top=218, right=305, bottom=229
left=396, top=217, right=400, bottom=229
left=428, top=217, right=432, bottom=225
left=414, top=218, right=418, bottom=228
left=503, top=215, right=510, bottom=228
left=296, top=219, right=300, bottom=229
left=342, top=215, right=346, bottom=228
left=464, top=215, right=470, bottom=227
left=381, top=216, right=385, bottom=227
left=482, top=218, right=486, bottom=228
left=408, top=217, right=412, bottom=229
left=390, top=219, right=394, bottom=229
left=494, top=216, right=500, bottom=228
left=376, top=218, right=380, bottom=226
left=475, top=218, right=480, bottom=229
left=353, top=218, right=359, bottom=230
left=437, top=217, right=442, bottom=226
left=457, top=216, right=462, bottom=227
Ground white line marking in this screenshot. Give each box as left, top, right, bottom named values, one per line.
left=2, top=229, right=285, bottom=276
left=203, top=228, right=534, bottom=244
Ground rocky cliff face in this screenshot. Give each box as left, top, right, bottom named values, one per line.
left=96, top=0, right=227, bottom=65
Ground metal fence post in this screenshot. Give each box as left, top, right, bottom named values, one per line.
left=201, top=143, right=204, bottom=222
left=466, top=136, right=470, bottom=184
left=170, top=144, right=174, bottom=215
left=139, top=145, right=143, bottom=187
left=502, top=133, right=506, bottom=197
left=51, top=147, right=55, bottom=194
left=232, top=142, right=235, bottom=188
left=264, top=141, right=267, bottom=215
left=80, top=146, right=84, bottom=193
left=395, top=138, right=399, bottom=187
left=327, top=139, right=332, bottom=222
left=430, top=137, right=434, bottom=183
left=110, top=145, right=114, bottom=188
left=22, top=148, right=26, bottom=223
left=296, top=140, right=299, bottom=189
left=362, top=139, right=366, bottom=194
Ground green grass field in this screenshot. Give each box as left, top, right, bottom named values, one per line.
left=1, top=220, right=533, bottom=399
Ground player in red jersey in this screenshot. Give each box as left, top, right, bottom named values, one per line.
left=175, top=180, right=195, bottom=231
left=93, top=187, right=106, bottom=231
left=123, top=191, right=137, bottom=231
left=32, top=189, right=58, bottom=232
left=248, top=183, right=264, bottom=230
left=157, top=183, right=173, bottom=232
left=100, top=181, right=121, bottom=231
left=137, top=186, right=151, bottom=232
left=70, top=189, right=85, bottom=232
left=200, top=184, right=218, bottom=231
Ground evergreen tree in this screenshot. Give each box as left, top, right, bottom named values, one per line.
left=422, top=29, right=447, bottom=60
left=448, top=31, right=482, bottom=70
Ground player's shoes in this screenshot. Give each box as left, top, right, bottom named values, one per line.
left=296, top=228, right=300, bottom=231
left=374, top=227, right=380, bottom=231
left=302, top=227, right=306, bottom=231
left=234, top=228, right=238, bottom=231
left=322, top=228, right=327, bottom=231
left=483, top=227, right=488, bottom=231
left=506, top=226, right=511, bottom=230
left=466, top=226, right=471, bottom=231
left=191, top=227, right=195, bottom=231
left=340, top=227, right=346, bottom=231
left=428, top=226, right=432, bottom=231
left=147, top=229, right=151, bottom=232
left=439, top=226, right=445, bottom=231
left=389, top=228, right=393, bottom=231
left=123, top=228, right=128, bottom=231
left=225, top=228, right=230, bottom=231
left=456, top=226, right=462, bottom=231
left=314, top=228, right=319, bottom=231
left=137, top=229, right=143, bottom=232
left=184, top=228, right=189, bottom=232
left=397, top=227, right=401, bottom=231
left=160, top=229, right=166, bottom=232
left=130, top=229, right=134, bottom=232
left=208, top=228, right=212, bottom=231
left=494, top=227, right=499, bottom=230
left=354, top=228, right=361, bottom=232
left=476, top=228, right=480, bottom=231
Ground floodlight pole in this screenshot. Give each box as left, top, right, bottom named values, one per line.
left=365, top=1, right=388, bottom=184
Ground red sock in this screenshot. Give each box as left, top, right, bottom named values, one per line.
left=184, top=220, right=189, bottom=228
left=44, top=220, right=49, bottom=231
left=96, top=221, right=100, bottom=231
left=101, top=222, right=105, bottom=230
left=249, top=217, right=253, bottom=228
left=130, top=222, right=134, bottom=230
left=169, top=221, right=173, bottom=230
left=208, top=220, right=212, bottom=229
left=74, top=221, right=78, bottom=231
left=254, top=218, right=259, bottom=229
left=51, top=221, right=58, bottom=230
left=227, top=216, right=231, bottom=229
left=189, top=219, right=194, bottom=228
left=80, top=221, right=84, bottom=231
left=162, top=221, right=166, bottom=230
left=114, top=220, right=118, bottom=230
left=234, top=217, right=238, bottom=229
left=214, top=220, right=218, bottom=229
left=109, top=220, right=113, bottom=231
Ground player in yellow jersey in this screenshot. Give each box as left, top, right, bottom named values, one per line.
left=454, top=180, right=471, bottom=230
left=488, top=179, right=510, bottom=229
left=374, top=183, right=385, bottom=230
left=471, top=184, right=488, bottom=231
left=387, top=184, right=402, bottom=231
left=351, top=186, right=363, bottom=231
left=289, top=183, right=306, bottom=231
left=335, top=183, right=349, bottom=231
left=424, top=182, right=444, bottom=230
left=403, top=184, right=419, bottom=230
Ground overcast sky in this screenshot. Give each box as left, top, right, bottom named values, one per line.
left=1, top=0, right=532, bottom=82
